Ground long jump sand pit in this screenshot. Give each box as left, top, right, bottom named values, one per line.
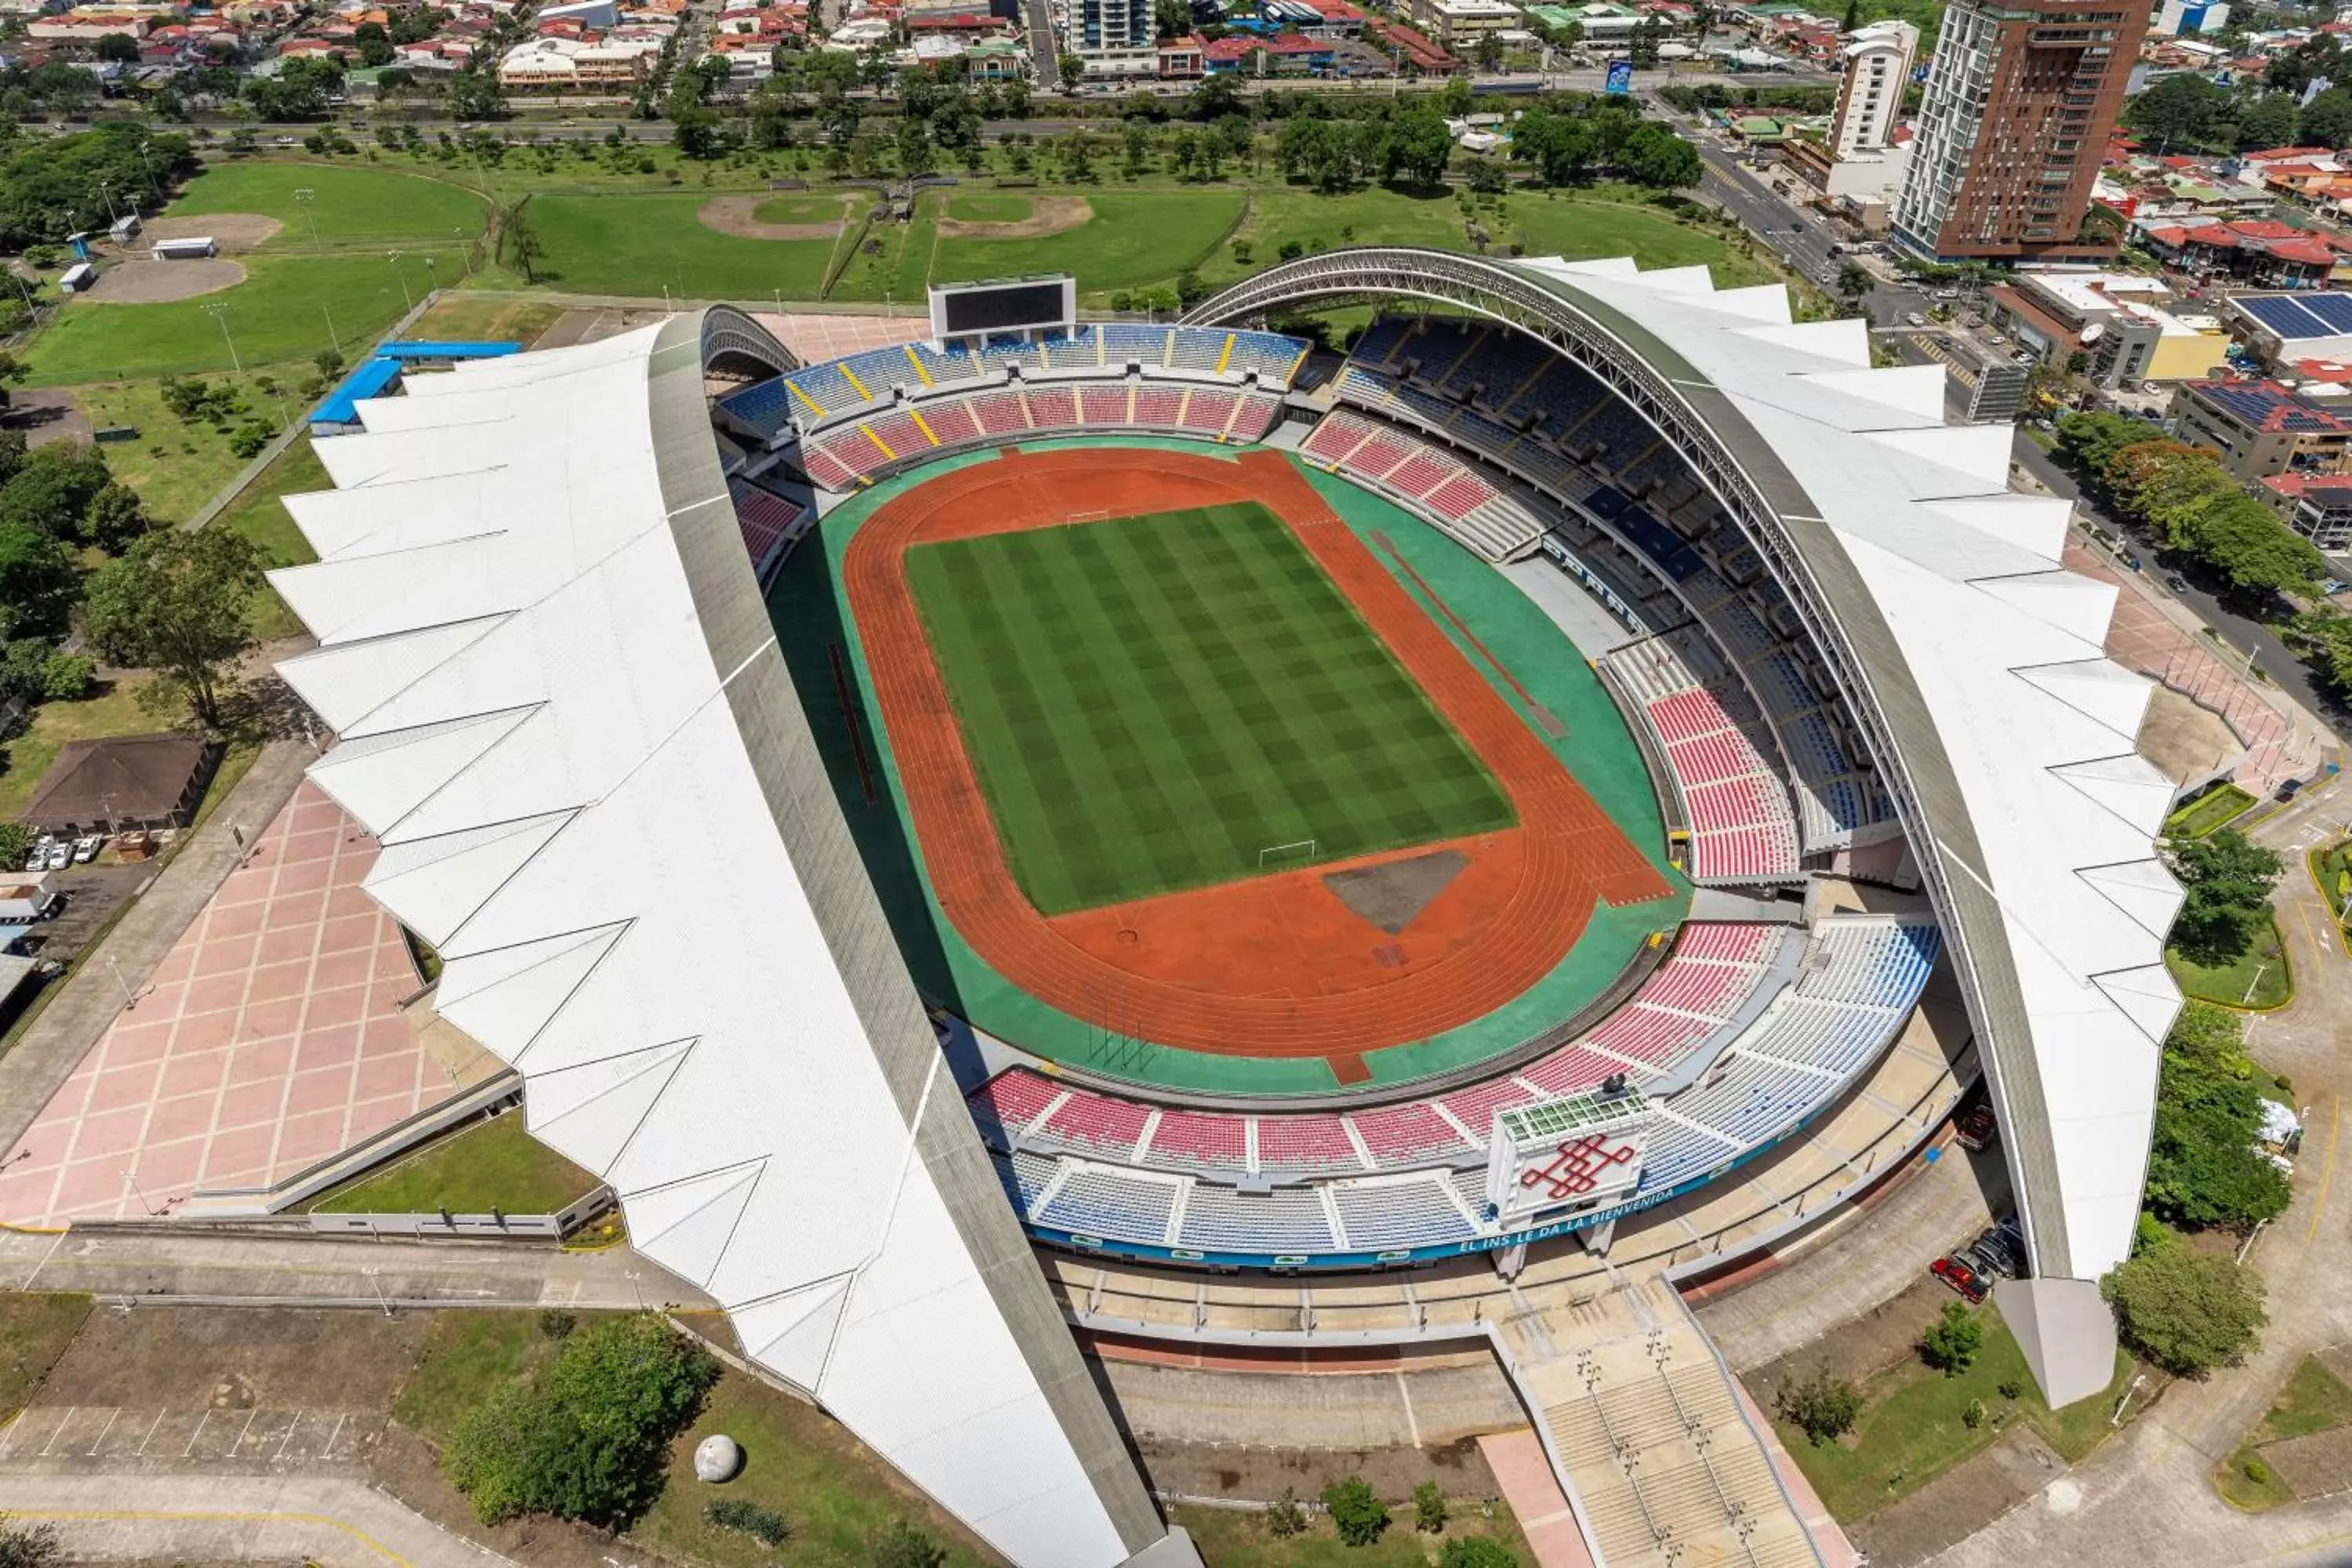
left=699, top=193, right=854, bottom=240
left=935, top=194, right=1093, bottom=238
left=85, top=257, right=246, bottom=302
left=141, top=212, right=284, bottom=253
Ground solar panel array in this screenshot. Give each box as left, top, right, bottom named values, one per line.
left=2240, top=293, right=2352, bottom=339
left=2201, top=381, right=2347, bottom=432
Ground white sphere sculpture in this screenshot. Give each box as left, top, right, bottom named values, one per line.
left=694, top=1433, right=743, bottom=1483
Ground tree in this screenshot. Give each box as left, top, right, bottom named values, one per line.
left=1384, top=106, right=1453, bottom=188
left=1617, top=122, right=1702, bottom=187
left=81, top=526, right=265, bottom=729
left=0, top=524, right=75, bottom=641
left=94, top=31, right=140, bottom=62
left=2304, top=88, right=2352, bottom=151
left=2169, top=829, right=2282, bottom=966
left=82, top=483, right=148, bottom=553
left=1154, top=0, right=1191, bottom=37
left=0, top=638, right=90, bottom=705
left=2237, top=93, right=2301, bottom=152
left=2103, top=1244, right=2267, bottom=1376
left=671, top=100, right=724, bottom=159
left=496, top=198, right=546, bottom=285
left=2145, top=1001, right=2292, bottom=1232
left=1439, top=1542, right=1517, bottom=1568
left=0, top=1515, right=60, bottom=1568
left=443, top=1314, right=718, bottom=1527
left=1323, top=1478, right=1390, bottom=1546
left=895, top=114, right=935, bottom=176
left=0, top=824, right=31, bottom=873
left=1920, top=1301, right=1984, bottom=1375
left=1773, top=1366, right=1863, bottom=1444
left=872, top=1522, right=946, bottom=1568
left=0, top=442, right=111, bottom=544
left=1265, top=1488, right=1308, bottom=1537
left=1058, top=52, right=1085, bottom=87
left=447, top=67, right=508, bottom=122
left=353, top=20, right=395, bottom=66
left=2129, top=72, right=2232, bottom=151
left=1413, top=1479, right=1446, bottom=1533
left=1835, top=260, right=1873, bottom=305
left=314, top=347, right=346, bottom=380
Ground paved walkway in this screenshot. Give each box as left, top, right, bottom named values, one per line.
left=0, top=742, right=312, bottom=1172
left=0, top=1472, right=511, bottom=1568
left=1477, top=1430, right=1594, bottom=1568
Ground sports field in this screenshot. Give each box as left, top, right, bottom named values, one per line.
left=906, top=503, right=1513, bottom=915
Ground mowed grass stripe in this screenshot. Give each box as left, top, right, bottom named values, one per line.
left=905, top=503, right=1514, bottom=915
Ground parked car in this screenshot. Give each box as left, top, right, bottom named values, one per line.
left=2163, top=572, right=2190, bottom=593
left=1905, top=310, right=1926, bottom=327
left=38, top=841, right=69, bottom=873
left=71, top=834, right=102, bottom=864
left=1932, top=1255, right=1990, bottom=1304
left=1969, top=1220, right=2026, bottom=1278
left=1955, top=1102, right=1997, bottom=1151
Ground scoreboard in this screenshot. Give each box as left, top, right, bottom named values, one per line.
left=929, top=275, right=1077, bottom=347
left=1483, top=1089, right=1649, bottom=1229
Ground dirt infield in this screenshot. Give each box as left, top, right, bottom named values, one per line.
left=843, top=446, right=1670, bottom=1060
left=83, top=258, right=246, bottom=302
left=935, top=194, right=1093, bottom=238
left=141, top=213, right=283, bottom=253
left=698, top=194, right=849, bottom=241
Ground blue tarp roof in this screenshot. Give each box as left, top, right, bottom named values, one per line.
left=310, top=357, right=404, bottom=429
left=376, top=339, right=523, bottom=360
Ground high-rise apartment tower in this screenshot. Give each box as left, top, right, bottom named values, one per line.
left=1832, top=20, right=1918, bottom=158
left=1893, top=0, right=2144, bottom=260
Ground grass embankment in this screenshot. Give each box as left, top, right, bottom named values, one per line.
left=1776, top=1303, right=2134, bottom=1522
left=0, top=1295, right=93, bottom=1416
left=2217, top=1355, right=2352, bottom=1512
left=75, top=361, right=313, bottom=524
left=310, top=1114, right=599, bottom=1218
left=1171, top=1498, right=1534, bottom=1568
left=2165, top=782, right=2258, bottom=839
left=2310, top=838, right=2352, bottom=955
left=394, top=1310, right=996, bottom=1568
left=2166, top=916, right=2292, bottom=1009
left=210, top=435, right=326, bottom=640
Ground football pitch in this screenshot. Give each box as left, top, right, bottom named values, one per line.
left=904, top=502, right=1515, bottom=916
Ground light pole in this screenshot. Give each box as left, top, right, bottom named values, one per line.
left=293, top=187, right=322, bottom=249
left=455, top=227, right=474, bottom=278
left=201, top=302, right=241, bottom=372
left=388, top=252, right=412, bottom=312
left=321, top=300, right=339, bottom=352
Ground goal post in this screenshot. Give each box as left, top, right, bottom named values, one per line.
left=1258, top=838, right=1318, bottom=868
left=1065, top=508, right=1110, bottom=527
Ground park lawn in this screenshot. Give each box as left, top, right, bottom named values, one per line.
left=74, top=361, right=313, bottom=524
left=925, top=188, right=1243, bottom=298
left=905, top=503, right=1512, bottom=914
left=2166, top=917, right=2292, bottom=1009
left=1206, top=185, right=1472, bottom=288
left=167, top=162, right=489, bottom=251
left=1777, top=1302, right=2133, bottom=1521
left=0, top=672, right=164, bottom=822
left=630, top=1369, right=996, bottom=1568
left=526, top=193, right=842, bottom=301
left=1512, top=190, right=1771, bottom=285
left=24, top=246, right=468, bottom=385
left=310, top=1114, right=599, bottom=1218
left=393, top=1309, right=572, bottom=1443
left=1173, top=1500, right=1534, bottom=1568
left=2216, top=1355, right=2352, bottom=1510
left=753, top=192, right=858, bottom=225
left=829, top=188, right=938, bottom=305
left=404, top=293, right=564, bottom=347
left=0, top=1296, right=91, bottom=1416
left=2166, top=782, right=2257, bottom=839
left=944, top=192, right=1034, bottom=222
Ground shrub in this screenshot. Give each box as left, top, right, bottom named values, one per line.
left=227, top=420, right=274, bottom=459
left=1774, top=1367, right=1862, bottom=1445
left=1278, top=238, right=1305, bottom=260
left=0, top=824, right=28, bottom=871
left=707, top=1498, right=789, bottom=1547
left=1322, top=1477, right=1389, bottom=1547
left=442, top=1313, right=718, bottom=1527
left=873, top=1521, right=946, bottom=1568
left=1413, top=1479, right=1446, bottom=1533
left=1439, top=1540, right=1519, bottom=1568
left=537, top=1308, right=576, bottom=1339
left=2103, top=1245, right=2267, bottom=1377
left=2245, top=1457, right=2274, bottom=1486
left=1265, top=1487, right=1308, bottom=1538
left=1921, top=1301, right=1984, bottom=1376
left=1997, top=1379, right=2023, bottom=1402
left=1962, top=1398, right=1987, bottom=1430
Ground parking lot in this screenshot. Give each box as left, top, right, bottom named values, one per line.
left=0, top=1403, right=383, bottom=1475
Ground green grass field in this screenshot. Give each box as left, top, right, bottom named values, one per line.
left=310, top=1114, right=597, bottom=1217
left=927, top=188, right=1243, bottom=295
left=752, top=192, right=857, bottom=225
left=2167, top=916, right=2292, bottom=1009
left=944, top=192, right=1034, bottom=222
left=168, top=162, right=488, bottom=250
left=526, top=192, right=844, bottom=300
left=906, top=503, right=1512, bottom=915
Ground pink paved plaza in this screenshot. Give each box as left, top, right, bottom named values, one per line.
left=0, top=783, right=452, bottom=1225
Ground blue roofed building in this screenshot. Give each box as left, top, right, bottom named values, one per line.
left=2170, top=376, right=2352, bottom=481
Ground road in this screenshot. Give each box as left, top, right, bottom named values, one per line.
left=0, top=1473, right=512, bottom=1568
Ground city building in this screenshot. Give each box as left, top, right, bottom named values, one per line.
left=1077, top=0, right=1150, bottom=54
left=2153, top=0, right=2227, bottom=32
left=2170, top=378, right=2352, bottom=481
left=1406, top=0, right=1518, bottom=47
left=1893, top=0, right=2145, bottom=261
left=1987, top=267, right=2228, bottom=384
left=2261, top=471, right=2352, bottom=553
left=2223, top=292, right=2352, bottom=369
left=1830, top=18, right=1915, bottom=159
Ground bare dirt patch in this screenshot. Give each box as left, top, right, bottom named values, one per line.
left=140, top=213, right=283, bottom=254
left=935, top=194, right=1094, bottom=238
left=35, top=1307, right=428, bottom=1411
left=698, top=194, right=848, bottom=241
left=1845, top=1425, right=2067, bottom=1567
left=84, top=259, right=246, bottom=303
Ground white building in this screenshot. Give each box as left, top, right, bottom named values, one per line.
left=1831, top=19, right=1914, bottom=158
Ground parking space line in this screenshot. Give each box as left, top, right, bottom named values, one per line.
left=84, top=1408, right=116, bottom=1456
left=181, top=1410, right=209, bottom=1457
left=38, top=1409, right=74, bottom=1457
left=0, top=1410, right=27, bottom=1459
left=274, top=1409, right=305, bottom=1462
left=231, top=1410, right=256, bottom=1455
left=133, top=1409, right=165, bottom=1456
left=320, top=1413, right=347, bottom=1461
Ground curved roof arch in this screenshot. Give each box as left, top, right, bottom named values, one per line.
left=1189, top=247, right=2181, bottom=1283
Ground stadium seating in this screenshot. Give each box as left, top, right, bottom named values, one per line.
left=1081, top=384, right=1131, bottom=425
left=1351, top=1102, right=1473, bottom=1165
left=920, top=398, right=981, bottom=446
left=1332, top=1178, right=1475, bottom=1247
left=1145, top=1108, right=1248, bottom=1171
left=1254, top=1115, right=1366, bottom=1178
left=726, top=479, right=805, bottom=586
left=1295, top=409, right=1543, bottom=563
left=1036, top=1164, right=1177, bottom=1240
left=1038, top=1090, right=1150, bottom=1160
left=717, top=378, right=793, bottom=441
left=1177, top=1183, right=1334, bottom=1252
left=1602, top=641, right=1803, bottom=885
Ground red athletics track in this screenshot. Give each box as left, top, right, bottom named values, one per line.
left=840, top=446, right=1670, bottom=1062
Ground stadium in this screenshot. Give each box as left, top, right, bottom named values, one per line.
left=261, top=250, right=2183, bottom=1568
